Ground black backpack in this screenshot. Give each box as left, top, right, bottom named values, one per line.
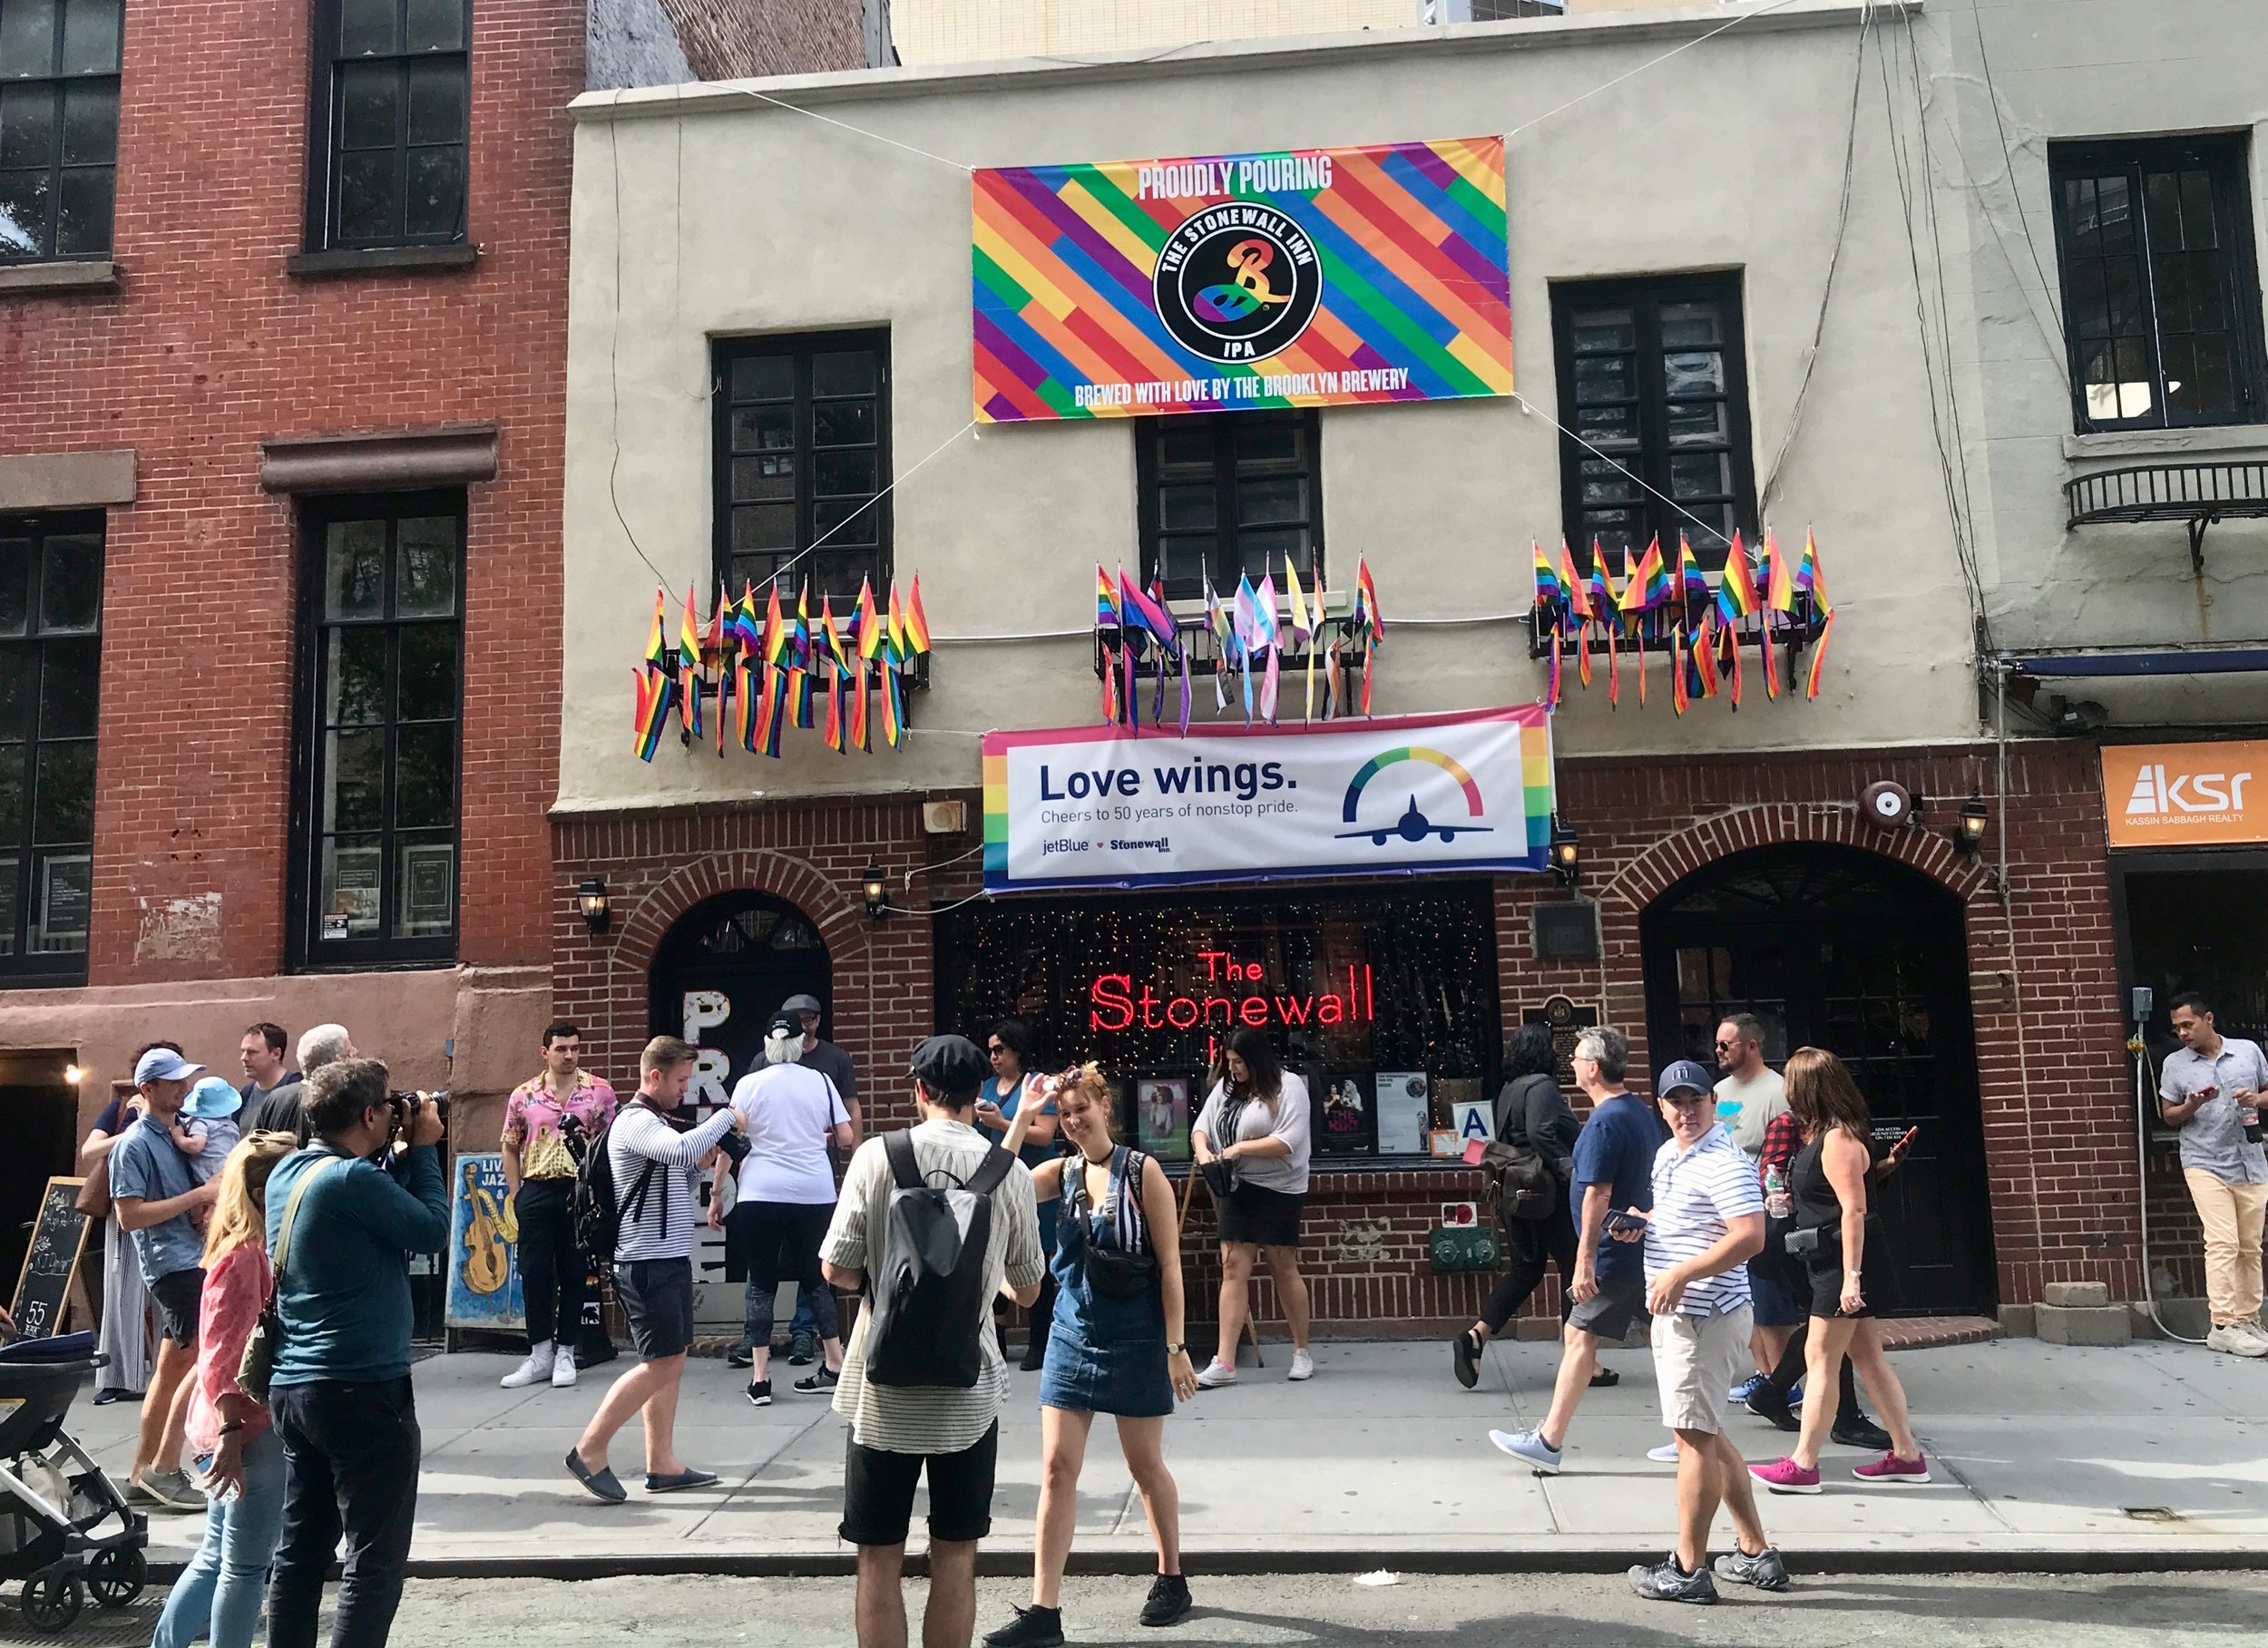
left=864, top=1130, right=1016, bottom=1390
left=570, top=1109, right=661, bottom=1266
left=1481, top=1075, right=1559, bottom=1223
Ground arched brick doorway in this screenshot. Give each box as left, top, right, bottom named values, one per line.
left=1639, top=842, right=1997, bottom=1315
left=648, top=891, right=833, bottom=1107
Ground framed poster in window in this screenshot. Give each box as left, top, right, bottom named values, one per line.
left=1376, top=1071, right=1430, bottom=1156
left=34, top=855, right=91, bottom=952
left=329, top=845, right=382, bottom=940
left=398, top=844, right=456, bottom=938
left=1317, top=1071, right=1375, bottom=1156
left=1136, top=1078, right=1190, bottom=1160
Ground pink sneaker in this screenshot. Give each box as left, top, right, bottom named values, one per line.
left=1749, top=1456, right=1823, bottom=1495
left=1851, top=1451, right=1931, bottom=1485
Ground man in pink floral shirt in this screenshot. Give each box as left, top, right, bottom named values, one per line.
left=500, top=1020, right=617, bottom=1390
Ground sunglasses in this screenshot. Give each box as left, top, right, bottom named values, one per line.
left=986, top=1044, right=1006, bottom=1055
left=1713, top=1039, right=1743, bottom=1051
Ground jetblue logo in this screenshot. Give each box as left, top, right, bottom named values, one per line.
left=2125, top=762, right=2253, bottom=818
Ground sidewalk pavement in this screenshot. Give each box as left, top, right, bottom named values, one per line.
left=74, top=1334, right=2268, bottom=1574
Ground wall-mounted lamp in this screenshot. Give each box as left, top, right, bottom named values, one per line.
left=64, top=1063, right=85, bottom=1086
left=1953, top=795, right=1989, bottom=855
left=577, top=877, right=611, bottom=933
left=1549, top=819, right=1580, bottom=886
left=862, top=858, right=890, bottom=920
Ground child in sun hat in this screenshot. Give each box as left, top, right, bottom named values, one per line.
left=173, top=1075, right=246, bottom=1185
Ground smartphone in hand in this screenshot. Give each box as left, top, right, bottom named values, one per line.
left=1604, top=1210, right=1648, bottom=1237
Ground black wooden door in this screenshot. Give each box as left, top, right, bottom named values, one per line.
left=648, top=892, right=833, bottom=1107
left=1641, top=844, right=1997, bottom=1315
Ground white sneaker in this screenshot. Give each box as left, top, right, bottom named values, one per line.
left=2208, top=1323, right=2268, bottom=1358
left=551, top=1345, right=578, bottom=1388
left=501, top=1344, right=555, bottom=1388
left=1195, top=1358, right=1238, bottom=1389
left=1647, top=1442, right=1681, bottom=1463
left=1288, top=1349, right=1315, bottom=1381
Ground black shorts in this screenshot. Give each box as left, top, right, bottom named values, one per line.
left=1805, top=1247, right=1901, bottom=1321
left=1566, top=1269, right=1647, bottom=1342
left=150, top=1267, right=205, bottom=1348
left=839, top=1421, right=999, bottom=1548
left=615, top=1257, right=695, bottom=1360
left=1217, top=1182, right=1304, bottom=1248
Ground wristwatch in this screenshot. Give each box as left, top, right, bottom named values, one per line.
left=1166, top=1343, right=1187, bottom=1357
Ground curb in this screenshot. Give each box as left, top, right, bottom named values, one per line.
left=146, top=1544, right=2268, bottom=1585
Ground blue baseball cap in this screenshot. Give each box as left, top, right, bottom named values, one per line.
left=132, top=1048, right=205, bottom=1087
left=1656, top=1059, right=1716, bottom=1098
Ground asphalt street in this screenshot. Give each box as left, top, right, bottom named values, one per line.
left=29, top=1571, right=2267, bottom=1647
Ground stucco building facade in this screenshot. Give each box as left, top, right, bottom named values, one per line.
left=554, top=0, right=2267, bottom=1333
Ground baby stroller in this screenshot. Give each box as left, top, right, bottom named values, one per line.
left=0, top=1332, right=149, bottom=1633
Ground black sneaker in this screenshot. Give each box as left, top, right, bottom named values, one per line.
left=1140, top=1573, right=1193, bottom=1627
left=1713, top=1545, right=1791, bottom=1592
left=1451, top=1330, right=1481, bottom=1390
left=726, top=1346, right=753, bottom=1370
left=787, top=1332, right=816, bottom=1367
left=1019, top=1340, right=1048, bottom=1372
left=1628, top=1554, right=1717, bottom=1604
left=746, top=1380, right=772, bottom=1407
left=1833, top=1415, right=1893, bottom=1451
left=982, top=1604, right=1064, bottom=1647
left=793, top=1365, right=840, bottom=1395
left=1746, top=1385, right=1801, bottom=1432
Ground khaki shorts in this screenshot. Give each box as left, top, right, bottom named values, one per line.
left=1652, top=1304, right=1752, bottom=1436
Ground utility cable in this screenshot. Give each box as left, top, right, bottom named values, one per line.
left=2133, top=1033, right=2206, bottom=1344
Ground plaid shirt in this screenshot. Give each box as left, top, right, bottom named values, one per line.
left=1757, top=1109, right=1804, bottom=1187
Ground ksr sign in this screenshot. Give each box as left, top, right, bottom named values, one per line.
left=2102, top=742, right=2267, bottom=848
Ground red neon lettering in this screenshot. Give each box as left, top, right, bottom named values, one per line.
left=1090, top=974, right=1135, bottom=1032
left=1240, top=998, right=1268, bottom=1026
left=1203, top=997, right=1234, bottom=1024
left=1276, top=996, right=1311, bottom=1025
left=1139, top=984, right=1163, bottom=1029
left=1167, top=996, right=1198, bottom=1029
left=1198, top=950, right=1229, bottom=980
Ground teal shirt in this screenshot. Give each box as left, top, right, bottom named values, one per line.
left=264, top=1144, right=448, bottom=1386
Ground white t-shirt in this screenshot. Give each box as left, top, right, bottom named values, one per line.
left=1714, top=1067, right=1787, bottom=1161
left=729, top=1063, right=850, bottom=1205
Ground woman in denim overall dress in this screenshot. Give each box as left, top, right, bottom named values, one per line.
left=986, top=1066, right=1200, bottom=1647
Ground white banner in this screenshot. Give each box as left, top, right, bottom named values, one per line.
left=981, top=707, right=1553, bottom=892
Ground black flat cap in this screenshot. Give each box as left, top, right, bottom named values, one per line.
left=909, top=1034, right=990, bottom=1094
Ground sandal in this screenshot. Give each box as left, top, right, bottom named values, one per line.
left=1589, top=1366, right=1619, bottom=1388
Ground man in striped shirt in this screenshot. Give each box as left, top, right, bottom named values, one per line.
left=1627, top=1059, right=1787, bottom=1605
left=567, top=1036, right=745, bottom=1504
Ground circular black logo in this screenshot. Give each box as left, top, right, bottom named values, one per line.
left=1152, top=204, right=1323, bottom=365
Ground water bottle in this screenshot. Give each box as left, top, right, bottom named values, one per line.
left=2242, top=1092, right=2263, bottom=1146
left=1765, top=1163, right=1791, bottom=1220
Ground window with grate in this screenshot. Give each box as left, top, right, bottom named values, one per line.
left=0, top=514, right=100, bottom=982
left=1136, top=411, right=1322, bottom=603
left=290, top=494, right=463, bottom=968
left=712, top=332, right=891, bottom=601
left=2048, top=136, right=2266, bottom=431
left=1550, top=272, right=1757, bottom=577
left=308, top=0, right=469, bottom=250
left=0, top=0, right=122, bottom=262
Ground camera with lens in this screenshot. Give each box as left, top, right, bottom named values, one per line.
left=387, top=1089, right=451, bottom=1139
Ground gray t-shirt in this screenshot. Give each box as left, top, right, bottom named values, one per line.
left=1715, top=1067, right=1787, bottom=1160
left=1193, top=1073, right=1313, bottom=1195
left=2159, top=1038, right=2268, bottom=1185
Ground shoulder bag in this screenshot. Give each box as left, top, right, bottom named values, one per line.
left=239, top=1155, right=342, bottom=1403
left=1076, top=1147, right=1158, bottom=1300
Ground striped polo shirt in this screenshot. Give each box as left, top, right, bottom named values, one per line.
left=1643, top=1123, right=1764, bottom=1318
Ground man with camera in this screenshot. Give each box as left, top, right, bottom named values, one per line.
left=262, top=1058, right=449, bottom=1648
left=2160, top=991, right=2268, bottom=1357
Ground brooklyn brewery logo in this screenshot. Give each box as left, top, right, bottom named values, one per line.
left=1152, top=202, right=1324, bottom=365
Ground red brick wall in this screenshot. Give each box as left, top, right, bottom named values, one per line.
left=657, top=0, right=867, bottom=79
left=554, top=736, right=2154, bottom=1327
left=0, top=0, right=583, bottom=981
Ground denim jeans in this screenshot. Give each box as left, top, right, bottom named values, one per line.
left=151, top=1427, right=287, bottom=1648
left=267, top=1377, right=420, bottom=1648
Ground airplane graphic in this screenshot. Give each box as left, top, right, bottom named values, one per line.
left=1335, top=795, right=1495, bottom=846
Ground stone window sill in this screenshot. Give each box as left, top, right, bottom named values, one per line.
left=2064, top=423, right=2268, bottom=463
left=285, top=245, right=480, bottom=278
left=0, top=260, right=119, bottom=296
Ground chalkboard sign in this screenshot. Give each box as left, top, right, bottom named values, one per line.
left=6, top=1177, right=91, bottom=1342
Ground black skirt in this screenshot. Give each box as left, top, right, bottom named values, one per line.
left=1217, top=1181, right=1304, bottom=1248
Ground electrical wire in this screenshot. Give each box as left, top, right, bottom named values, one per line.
left=1510, top=390, right=1739, bottom=551
left=757, top=418, right=979, bottom=592
left=1501, top=0, right=1814, bottom=145
left=606, top=121, right=674, bottom=590
left=1758, top=4, right=1871, bottom=514
left=1970, top=5, right=2065, bottom=356
left=2132, top=1032, right=2206, bottom=1344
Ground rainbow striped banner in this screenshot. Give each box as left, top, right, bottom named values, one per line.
left=973, top=138, right=1511, bottom=424
left=981, top=706, right=1553, bottom=892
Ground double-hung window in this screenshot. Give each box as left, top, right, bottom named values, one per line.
left=711, top=331, right=892, bottom=600
left=291, top=495, right=463, bottom=967
left=1550, top=272, right=1758, bottom=575
left=2049, top=136, right=2266, bottom=431
left=308, top=0, right=470, bottom=250
left=1136, top=410, right=1322, bottom=603
left=0, top=0, right=121, bottom=263
left=0, top=515, right=100, bottom=981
